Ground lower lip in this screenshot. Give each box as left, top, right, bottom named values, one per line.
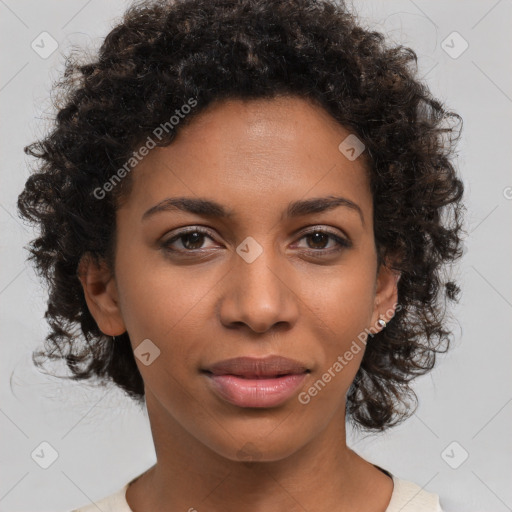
left=205, top=373, right=308, bottom=408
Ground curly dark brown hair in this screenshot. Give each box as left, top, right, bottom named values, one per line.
left=17, top=0, right=464, bottom=431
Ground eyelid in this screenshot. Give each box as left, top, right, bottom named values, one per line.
left=296, top=224, right=349, bottom=239
left=292, top=226, right=352, bottom=251
left=163, top=226, right=217, bottom=245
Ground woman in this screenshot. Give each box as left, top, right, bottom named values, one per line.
left=17, top=0, right=464, bottom=510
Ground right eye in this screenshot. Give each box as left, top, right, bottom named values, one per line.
left=161, top=227, right=219, bottom=252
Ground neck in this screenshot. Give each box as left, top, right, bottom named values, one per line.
left=126, top=390, right=393, bottom=512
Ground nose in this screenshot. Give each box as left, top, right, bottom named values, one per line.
left=218, top=245, right=300, bottom=334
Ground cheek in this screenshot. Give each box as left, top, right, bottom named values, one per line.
left=294, top=278, right=373, bottom=415
left=302, top=258, right=376, bottom=383
left=114, top=249, right=226, bottom=403
left=306, top=260, right=376, bottom=338
left=115, top=244, right=217, bottom=343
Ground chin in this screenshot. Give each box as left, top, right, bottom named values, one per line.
left=203, top=429, right=310, bottom=463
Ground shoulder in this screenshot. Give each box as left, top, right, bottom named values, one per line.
left=70, top=483, right=132, bottom=512
left=386, top=475, right=443, bottom=512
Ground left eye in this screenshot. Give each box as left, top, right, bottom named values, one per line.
left=295, top=230, right=350, bottom=252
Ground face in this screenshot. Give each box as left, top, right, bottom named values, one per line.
left=80, top=96, right=398, bottom=462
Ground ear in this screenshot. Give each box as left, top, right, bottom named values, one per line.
left=370, top=261, right=401, bottom=332
left=77, top=253, right=126, bottom=336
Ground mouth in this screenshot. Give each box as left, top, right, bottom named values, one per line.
left=203, top=355, right=309, bottom=377
left=202, top=355, right=310, bottom=408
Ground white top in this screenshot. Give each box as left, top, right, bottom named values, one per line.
left=71, top=472, right=442, bottom=512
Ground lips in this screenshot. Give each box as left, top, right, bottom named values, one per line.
left=204, top=355, right=309, bottom=378
left=202, top=356, right=310, bottom=408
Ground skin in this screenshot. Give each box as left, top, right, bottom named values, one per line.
left=78, top=95, right=400, bottom=511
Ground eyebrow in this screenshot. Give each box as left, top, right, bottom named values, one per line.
left=142, top=195, right=364, bottom=225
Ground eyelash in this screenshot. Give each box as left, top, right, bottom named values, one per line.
left=161, top=226, right=352, bottom=256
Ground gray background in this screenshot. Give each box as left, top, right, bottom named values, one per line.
left=1, top=1, right=511, bottom=511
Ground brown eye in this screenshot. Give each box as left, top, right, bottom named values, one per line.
left=162, top=228, right=217, bottom=252
left=305, top=232, right=330, bottom=249
left=295, top=228, right=351, bottom=255
left=178, top=232, right=207, bottom=250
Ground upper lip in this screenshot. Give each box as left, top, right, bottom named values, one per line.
left=204, top=355, right=309, bottom=378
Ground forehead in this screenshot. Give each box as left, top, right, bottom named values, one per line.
left=122, top=96, right=372, bottom=222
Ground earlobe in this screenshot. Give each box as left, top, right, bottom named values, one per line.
left=77, top=253, right=126, bottom=336
left=372, top=263, right=401, bottom=329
